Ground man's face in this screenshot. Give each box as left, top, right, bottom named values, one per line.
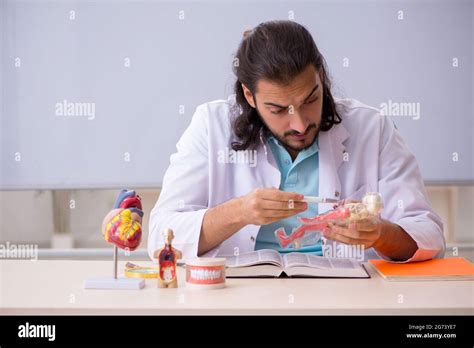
left=243, top=64, right=323, bottom=154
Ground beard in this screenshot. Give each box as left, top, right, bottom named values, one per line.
left=256, top=108, right=320, bottom=152
left=276, top=123, right=319, bottom=152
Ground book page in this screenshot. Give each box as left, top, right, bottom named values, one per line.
left=225, top=249, right=283, bottom=268
left=283, top=253, right=330, bottom=269
left=307, top=254, right=333, bottom=268
left=327, top=257, right=359, bottom=269
left=283, top=253, right=359, bottom=270
left=282, top=252, right=309, bottom=268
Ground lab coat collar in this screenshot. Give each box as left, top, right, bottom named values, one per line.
left=318, top=122, right=350, bottom=213
left=258, top=122, right=350, bottom=213
left=258, top=131, right=281, bottom=187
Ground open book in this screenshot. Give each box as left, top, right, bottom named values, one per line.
left=225, top=249, right=369, bottom=278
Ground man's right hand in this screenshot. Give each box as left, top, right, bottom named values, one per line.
left=238, top=188, right=308, bottom=226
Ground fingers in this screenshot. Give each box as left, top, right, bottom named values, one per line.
left=259, top=188, right=304, bottom=202
left=246, top=188, right=308, bottom=225
left=353, top=219, right=378, bottom=231
left=262, top=199, right=308, bottom=211
left=329, top=223, right=375, bottom=239
left=255, top=209, right=306, bottom=225
left=324, top=229, right=371, bottom=245
left=323, top=222, right=379, bottom=246
left=332, top=217, right=377, bottom=230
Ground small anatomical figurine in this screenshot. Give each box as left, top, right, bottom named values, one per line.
left=153, top=228, right=182, bottom=288
left=275, top=192, right=384, bottom=249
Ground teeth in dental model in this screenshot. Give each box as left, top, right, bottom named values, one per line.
left=190, top=269, right=222, bottom=280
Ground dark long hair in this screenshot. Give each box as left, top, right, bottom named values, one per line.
left=231, top=20, right=341, bottom=151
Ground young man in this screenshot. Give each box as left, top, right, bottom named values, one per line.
left=148, top=20, right=445, bottom=263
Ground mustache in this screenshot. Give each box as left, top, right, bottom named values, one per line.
left=284, top=123, right=317, bottom=137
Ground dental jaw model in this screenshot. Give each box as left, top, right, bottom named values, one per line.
left=275, top=192, right=384, bottom=250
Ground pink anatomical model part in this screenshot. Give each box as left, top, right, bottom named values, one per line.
left=275, top=192, right=384, bottom=249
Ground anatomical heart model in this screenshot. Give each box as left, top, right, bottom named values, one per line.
left=275, top=192, right=384, bottom=249
left=103, top=189, right=144, bottom=251
left=84, top=189, right=145, bottom=290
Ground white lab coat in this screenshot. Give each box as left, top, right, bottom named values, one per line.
left=148, top=96, right=445, bottom=263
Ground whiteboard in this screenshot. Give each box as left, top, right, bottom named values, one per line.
left=1, top=0, right=472, bottom=189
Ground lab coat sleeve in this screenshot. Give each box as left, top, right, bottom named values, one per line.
left=375, top=116, right=446, bottom=263
left=148, top=104, right=217, bottom=262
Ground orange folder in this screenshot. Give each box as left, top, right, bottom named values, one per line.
left=369, top=257, right=474, bottom=281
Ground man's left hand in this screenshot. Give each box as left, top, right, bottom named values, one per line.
left=322, top=216, right=384, bottom=249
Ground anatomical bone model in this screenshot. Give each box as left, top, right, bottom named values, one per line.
left=275, top=192, right=384, bottom=249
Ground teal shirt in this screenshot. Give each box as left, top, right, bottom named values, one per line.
left=255, top=136, right=323, bottom=255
